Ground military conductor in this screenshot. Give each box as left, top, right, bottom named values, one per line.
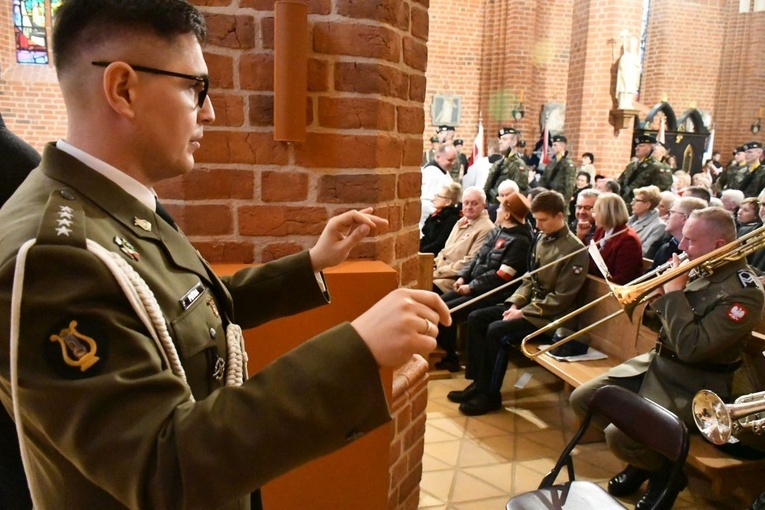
left=0, top=1, right=450, bottom=509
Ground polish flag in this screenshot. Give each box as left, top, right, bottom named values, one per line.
left=468, top=120, right=484, bottom=167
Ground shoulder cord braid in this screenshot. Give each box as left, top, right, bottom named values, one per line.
left=10, top=239, right=248, bottom=507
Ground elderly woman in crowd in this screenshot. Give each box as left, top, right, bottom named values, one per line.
left=590, top=193, right=644, bottom=284
left=434, top=192, right=533, bottom=372
left=626, top=185, right=666, bottom=257
left=420, top=181, right=462, bottom=255
left=656, top=190, right=675, bottom=221
left=736, top=197, right=762, bottom=238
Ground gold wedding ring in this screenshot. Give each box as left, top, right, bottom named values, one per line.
left=423, top=318, right=434, bottom=336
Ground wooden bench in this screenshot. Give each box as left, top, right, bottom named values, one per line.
left=524, top=274, right=765, bottom=505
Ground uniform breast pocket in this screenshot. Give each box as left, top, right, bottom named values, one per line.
left=169, top=286, right=226, bottom=397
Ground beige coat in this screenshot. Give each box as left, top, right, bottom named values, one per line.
left=433, top=210, right=494, bottom=292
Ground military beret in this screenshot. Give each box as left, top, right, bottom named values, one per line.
left=734, top=145, right=746, bottom=155
left=429, top=136, right=439, bottom=143
left=551, top=134, right=567, bottom=144
left=454, top=139, right=464, bottom=146
left=635, top=134, right=657, bottom=145
left=498, top=127, right=519, bottom=137
left=437, top=125, right=454, bottom=133
left=743, top=141, right=763, bottom=150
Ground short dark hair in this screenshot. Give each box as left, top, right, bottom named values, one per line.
left=530, top=190, right=565, bottom=215
left=603, top=179, right=620, bottom=194
left=576, top=171, right=591, bottom=184
left=582, top=152, right=595, bottom=163
left=683, top=185, right=712, bottom=204
left=53, top=0, right=207, bottom=74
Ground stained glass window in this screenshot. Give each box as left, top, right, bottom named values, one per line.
left=13, top=0, right=62, bottom=65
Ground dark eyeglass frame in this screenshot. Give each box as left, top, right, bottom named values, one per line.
left=91, top=61, right=209, bottom=109
left=668, top=210, right=687, bottom=218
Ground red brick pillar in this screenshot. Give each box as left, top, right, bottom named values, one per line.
left=165, top=0, right=427, bottom=286
left=564, top=0, right=644, bottom=177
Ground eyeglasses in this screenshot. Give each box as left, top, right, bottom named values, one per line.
left=668, top=210, right=687, bottom=218
left=91, top=61, right=209, bottom=109
left=435, top=194, right=449, bottom=200
left=575, top=205, right=594, bottom=211
left=631, top=198, right=648, bottom=203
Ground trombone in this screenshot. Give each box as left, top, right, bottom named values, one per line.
left=520, top=223, right=765, bottom=359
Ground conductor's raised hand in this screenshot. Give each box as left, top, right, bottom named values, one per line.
left=309, top=208, right=388, bottom=272
left=351, top=289, right=452, bottom=368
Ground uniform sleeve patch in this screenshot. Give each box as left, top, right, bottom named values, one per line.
left=46, top=320, right=105, bottom=378
left=738, top=270, right=758, bottom=288
left=494, top=238, right=506, bottom=249
left=727, top=303, right=748, bottom=322
left=497, top=264, right=517, bottom=281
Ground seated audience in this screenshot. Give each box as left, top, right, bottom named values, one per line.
left=590, top=193, right=643, bottom=284
left=420, top=144, right=458, bottom=232
left=647, top=197, right=707, bottom=269
left=721, top=188, right=744, bottom=215
left=420, top=182, right=462, bottom=255
left=736, top=197, right=762, bottom=238
left=673, top=170, right=691, bottom=194
left=432, top=187, right=495, bottom=293
left=681, top=185, right=712, bottom=203
left=569, top=171, right=593, bottom=219
left=569, top=188, right=600, bottom=244
left=435, top=193, right=532, bottom=372
left=446, top=191, right=588, bottom=416
left=627, top=185, right=666, bottom=257
left=656, top=190, right=675, bottom=221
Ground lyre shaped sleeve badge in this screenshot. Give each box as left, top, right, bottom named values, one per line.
left=49, top=320, right=100, bottom=372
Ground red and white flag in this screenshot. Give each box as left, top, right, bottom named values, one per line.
left=542, top=124, right=550, bottom=165
left=468, top=120, right=484, bottom=167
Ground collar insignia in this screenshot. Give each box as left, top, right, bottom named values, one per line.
left=134, top=217, right=152, bottom=232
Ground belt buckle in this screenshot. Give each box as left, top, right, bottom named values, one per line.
left=655, top=342, right=664, bottom=356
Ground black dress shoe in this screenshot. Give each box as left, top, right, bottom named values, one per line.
left=635, top=469, right=687, bottom=510
left=435, top=359, right=461, bottom=372
left=607, top=465, right=650, bottom=497
left=458, top=393, right=502, bottom=416
left=447, top=382, right=478, bottom=403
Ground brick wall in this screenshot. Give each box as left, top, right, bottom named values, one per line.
left=0, top=0, right=68, bottom=149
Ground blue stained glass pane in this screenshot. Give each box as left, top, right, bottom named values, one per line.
left=13, top=0, right=49, bottom=65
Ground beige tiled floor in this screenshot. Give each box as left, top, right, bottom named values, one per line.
left=419, top=357, right=741, bottom=509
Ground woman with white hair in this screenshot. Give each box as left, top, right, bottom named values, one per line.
left=627, top=185, right=667, bottom=257
left=420, top=182, right=462, bottom=255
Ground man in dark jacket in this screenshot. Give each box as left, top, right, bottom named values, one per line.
left=0, top=112, right=41, bottom=208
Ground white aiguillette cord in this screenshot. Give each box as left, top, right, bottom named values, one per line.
left=10, top=238, right=248, bottom=506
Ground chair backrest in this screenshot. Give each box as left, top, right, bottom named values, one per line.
left=589, top=385, right=688, bottom=463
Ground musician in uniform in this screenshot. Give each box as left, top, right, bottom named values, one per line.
left=570, top=207, right=765, bottom=510
left=617, top=134, right=672, bottom=213
left=0, top=1, right=451, bottom=508
left=447, top=191, right=588, bottom=416
left=483, top=127, right=529, bottom=204
left=539, top=134, right=577, bottom=217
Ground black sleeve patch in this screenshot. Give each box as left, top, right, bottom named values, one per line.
left=738, top=270, right=758, bottom=289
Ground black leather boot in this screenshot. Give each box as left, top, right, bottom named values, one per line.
left=607, top=464, right=650, bottom=497
left=635, top=464, right=687, bottom=510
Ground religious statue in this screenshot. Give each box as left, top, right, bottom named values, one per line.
left=616, top=32, right=640, bottom=110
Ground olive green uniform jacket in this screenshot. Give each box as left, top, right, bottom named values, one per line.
left=483, top=150, right=529, bottom=204
left=506, top=226, right=588, bottom=328
left=716, top=161, right=744, bottom=193
left=617, top=157, right=672, bottom=212
left=607, top=258, right=764, bottom=425
left=732, top=161, right=765, bottom=198
left=539, top=153, right=576, bottom=211
left=0, top=145, right=390, bottom=509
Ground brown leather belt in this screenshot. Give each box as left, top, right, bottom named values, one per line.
left=654, top=342, right=743, bottom=373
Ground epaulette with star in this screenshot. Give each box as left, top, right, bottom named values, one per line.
left=36, top=188, right=86, bottom=248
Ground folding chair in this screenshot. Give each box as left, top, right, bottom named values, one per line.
left=505, top=385, right=689, bottom=510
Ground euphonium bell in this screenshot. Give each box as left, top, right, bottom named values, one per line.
left=693, top=389, right=765, bottom=445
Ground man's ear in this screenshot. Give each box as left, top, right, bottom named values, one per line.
left=101, top=62, right=138, bottom=120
